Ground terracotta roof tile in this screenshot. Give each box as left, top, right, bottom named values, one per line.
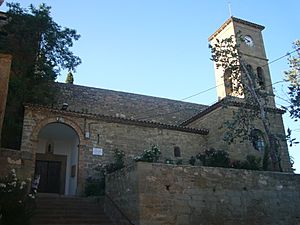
left=51, top=83, right=208, bottom=126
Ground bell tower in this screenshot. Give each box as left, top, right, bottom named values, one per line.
left=208, top=17, right=275, bottom=107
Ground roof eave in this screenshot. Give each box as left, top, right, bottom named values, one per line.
left=24, top=104, right=209, bottom=135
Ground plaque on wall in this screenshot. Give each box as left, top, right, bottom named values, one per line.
left=92, top=147, right=103, bottom=156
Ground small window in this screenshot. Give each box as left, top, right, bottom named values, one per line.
left=45, top=141, right=54, bottom=154
left=257, top=67, right=265, bottom=89
left=246, top=64, right=254, bottom=77
left=250, top=129, right=265, bottom=152
left=174, top=146, right=181, bottom=157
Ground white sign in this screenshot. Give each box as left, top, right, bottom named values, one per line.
left=92, top=147, right=103, bottom=156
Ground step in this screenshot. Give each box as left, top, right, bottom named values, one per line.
left=30, top=195, right=113, bottom=225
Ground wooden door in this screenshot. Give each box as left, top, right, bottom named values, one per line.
left=35, top=160, right=61, bottom=193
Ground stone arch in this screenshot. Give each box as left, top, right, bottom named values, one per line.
left=256, top=67, right=266, bottom=89
left=30, top=116, right=85, bottom=195
left=31, top=116, right=84, bottom=143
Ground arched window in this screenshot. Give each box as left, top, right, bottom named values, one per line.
left=250, top=129, right=265, bottom=152
left=224, top=69, right=233, bottom=95
left=246, top=64, right=254, bottom=77
left=174, top=146, right=181, bottom=157
left=257, top=67, right=265, bottom=89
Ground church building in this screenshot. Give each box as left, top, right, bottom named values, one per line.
left=4, top=17, right=292, bottom=195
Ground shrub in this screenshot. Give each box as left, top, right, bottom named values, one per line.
left=190, top=149, right=263, bottom=171
left=103, top=149, right=125, bottom=174
left=163, top=158, right=182, bottom=165
left=84, top=149, right=125, bottom=196
left=0, top=169, right=35, bottom=225
left=197, top=148, right=230, bottom=168
left=175, top=159, right=183, bottom=165
left=231, top=155, right=262, bottom=170
left=135, top=145, right=161, bottom=163
left=164, top=158, right=174, bottom=164
left=188, top=156, right=196, bottom=166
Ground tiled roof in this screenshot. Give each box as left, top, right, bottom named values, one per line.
left=25, top=104, right=209, bottom=135
left=51, top=83, right=208, bottom=125
left=181, top=97, right=285, bottom=126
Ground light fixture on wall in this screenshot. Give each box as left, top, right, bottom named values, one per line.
left=61, top=103, right=68, bottom=110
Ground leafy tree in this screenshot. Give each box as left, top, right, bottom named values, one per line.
left=65, top=71, right=74, bottom=84
left=284, top=40, right=300, bottom=121
left=282, top=41, right=300, bottom=147
left=209, top=35, right=282, bottom=171
left=0, top=3, right=81, bottom=149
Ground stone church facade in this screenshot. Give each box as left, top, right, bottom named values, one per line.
left=1, top=17, right=292, bottom=196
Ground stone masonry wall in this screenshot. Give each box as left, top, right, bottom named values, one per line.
left=106, top=164, right=140, bottom=224
left=106, top=162, right=300, bottom=225
left=21, top=106, right=208, bottom=192
left=187, top=106, right=292, bottom=172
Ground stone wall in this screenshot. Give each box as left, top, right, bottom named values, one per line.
left=106, top=162, right=300, bottom=225
left=187, top=105, right=292, bottom=172
left=106, top=164, right=140, bottom=224
left=21, top=106, right=208, bottom=193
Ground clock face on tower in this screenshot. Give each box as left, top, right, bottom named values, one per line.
left=244, top=35, right=254, bottom=47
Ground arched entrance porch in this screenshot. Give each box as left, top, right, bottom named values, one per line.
left=35, top=122, right=79, bottom=195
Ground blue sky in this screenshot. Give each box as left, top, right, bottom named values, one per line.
left=2, top=0, right=300, bottom=172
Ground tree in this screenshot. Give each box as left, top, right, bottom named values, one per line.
left=65, top=71, right=74, bottom=84
left=284, top=40, right=300, bottom=121
left=0, top=3, right=81, bottom=149
left=209, top=35, right=282, bottom=171
left=282, top=40, right=300, bottom=147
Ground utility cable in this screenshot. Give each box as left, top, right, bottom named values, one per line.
left=261, top=48, right=299, bottom=68
left=135, top=48, right=298, bottom=121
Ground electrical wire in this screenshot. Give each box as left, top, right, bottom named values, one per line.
left=180, top=84, right=222, bottom=101
left=135, top=48, right=299, bottom=121
left=261, top=48, right=299, bottom=68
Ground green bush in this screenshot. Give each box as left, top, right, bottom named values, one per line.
left=103, top=149, right=125, bottom=174
left=175, top=159, right=183, bottom=165
left=0, top=169, right=35, bottom=225
left=197, top=148, right=230, bottom=168
left=231, top=155, right=262, bottom=170
left=135, top=145, right=161, bottom=163
left=188, top=156, right=196, bottom=166
left=190, top=149, right=263, bottom=171
left=164, top=158, right=174, bottom=164
left=163, top=158, right=183, bottom=165
left=85, top=149, right=125, bottom=196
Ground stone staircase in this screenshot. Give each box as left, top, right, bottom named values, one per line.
left=30, top=194, right=114, bottom=225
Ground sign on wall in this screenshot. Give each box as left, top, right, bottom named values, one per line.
left=92, top=147, right=103, bottom=156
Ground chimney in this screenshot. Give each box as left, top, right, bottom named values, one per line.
left=0, top=53, right=12, bottom=144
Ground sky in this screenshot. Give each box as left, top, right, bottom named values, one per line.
left=1, top=0, right=300, bottom=172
